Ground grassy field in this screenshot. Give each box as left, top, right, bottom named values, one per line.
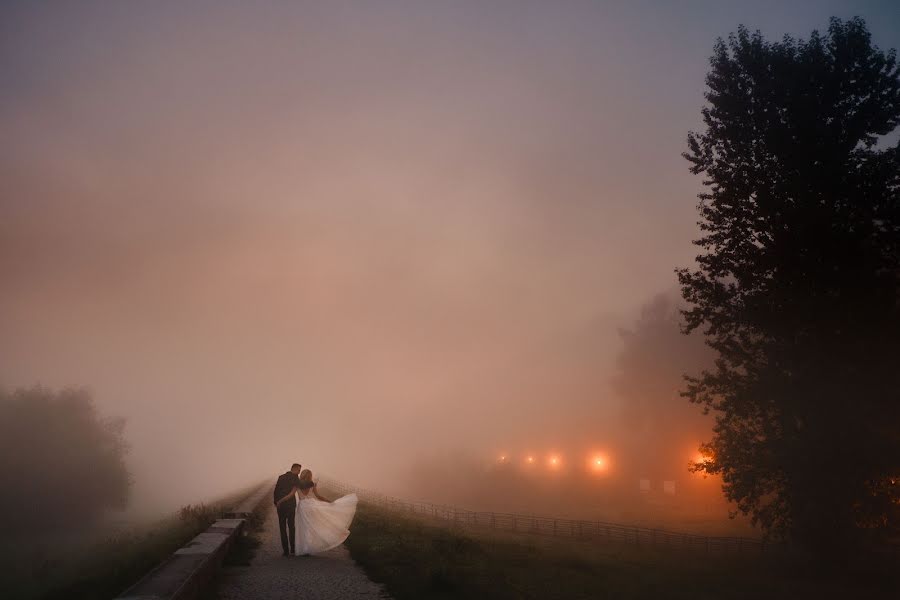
left=0, top=483, right=263, bottom=600
left=344, top=502, right=897, bottom=600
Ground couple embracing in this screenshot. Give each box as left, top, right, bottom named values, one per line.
left=273, top=463, right=358, bottom=556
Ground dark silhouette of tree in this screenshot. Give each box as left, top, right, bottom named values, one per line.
left=0, top=386, right=132, bottom=530
left=678, top=17, right=900, bottom=557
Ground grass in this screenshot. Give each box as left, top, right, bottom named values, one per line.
left=0, top=483, right=263, bottom=600
left=344, top=502, right=898, bottom=600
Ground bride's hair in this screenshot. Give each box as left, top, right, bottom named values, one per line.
left=299, top=469, right=313, bottom=481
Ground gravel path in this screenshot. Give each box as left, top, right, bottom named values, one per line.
left=214, top=503, right=389, bottom=600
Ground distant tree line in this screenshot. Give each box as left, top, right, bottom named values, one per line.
left=610, top=292, right=714, bottom=482
left=0, top=386, right=132, bottom=530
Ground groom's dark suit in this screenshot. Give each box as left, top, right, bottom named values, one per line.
left=274, top=471, right=300, bottom=555
left=274, top=471, right=314, bottom=555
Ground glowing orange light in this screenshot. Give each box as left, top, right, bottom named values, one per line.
left=548, top=455, right=562, bottom=469
left=588, top=454, right=609, bottom=473
left=526, top=456, right=535, bottom=464
left=691, top=449, right=714, bottom=478
left=693, top=451, right=712, bottom=466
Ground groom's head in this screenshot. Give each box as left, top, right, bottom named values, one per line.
left=290, top=463, right=302, bottom=474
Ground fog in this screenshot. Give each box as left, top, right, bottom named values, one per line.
left=3, top=2, right=898, bottom=518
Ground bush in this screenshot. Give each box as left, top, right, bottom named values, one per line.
left=178, top=503, right=220, bottom=529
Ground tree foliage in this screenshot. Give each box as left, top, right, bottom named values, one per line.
left=611, top=292, right=713, bottom=480
left=0, top=386, right=132, bottom=530
left=678, top=17, right=900, bottom=554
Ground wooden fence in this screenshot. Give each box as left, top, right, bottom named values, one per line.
left=319, top=476, right=775, bottom=556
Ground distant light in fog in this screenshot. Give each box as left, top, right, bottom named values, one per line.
left=588, top=454, right=609, bottom=474
left=548, top=455, right=562, bottom=469
left=691, top=449, right=714, bottom=478
left=526, top=456, right=535, bottom=464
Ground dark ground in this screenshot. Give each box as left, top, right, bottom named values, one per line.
left=345, top=502, right=898, bottom=600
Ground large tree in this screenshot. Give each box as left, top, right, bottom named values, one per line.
left=678, top=17, right=900, bottom=556
left=0, top=386, right=132, bottom=530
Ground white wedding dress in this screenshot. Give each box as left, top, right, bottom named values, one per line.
left=294, top=487, right=358, bottom=555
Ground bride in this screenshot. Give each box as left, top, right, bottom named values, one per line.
left=276, top=469, right=358, bottom=555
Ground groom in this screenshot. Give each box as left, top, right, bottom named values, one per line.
left=273, top=463, right=313, bottom=556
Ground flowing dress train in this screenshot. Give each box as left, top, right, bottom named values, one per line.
left=294, top=489, right=358, bottom=555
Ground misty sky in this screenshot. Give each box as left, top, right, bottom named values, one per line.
left=3, top=1, right=899, bottom=512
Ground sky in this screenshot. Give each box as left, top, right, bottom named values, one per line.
left=2, top=1, right=899, bottom=513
